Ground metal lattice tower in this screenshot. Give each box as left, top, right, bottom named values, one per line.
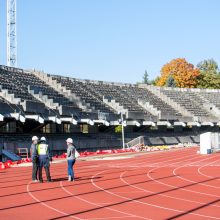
left=7, top=0, right=17, bottom=67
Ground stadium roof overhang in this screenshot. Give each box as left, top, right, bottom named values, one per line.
left=93, top=119, right=110, bottom=126
left=25, top=115, right=44, bottom=124
left=110, top=121, right=120, bottom=126
left=174, top=122, right=186, bottom=127
left=48, top=116, right=61, bottom=124
left=10, top=113, right=25, bottom=123
left=60, top=117, right=77, bottom=125
left=187, top=122, right=201, bottom=127
left=142, top=121, right=156, bottom=126
left=157, top=121, right=172, bottom=127
left=109, top=120, right=127, bottom=126
left=201, top=122, right=214, bottom=127
left=80, top=119, right=94, bottom=126
left=126, top=120, right=141, bottom=127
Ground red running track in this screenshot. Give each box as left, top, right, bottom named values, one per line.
left=0, top=147, right=220, bottom=220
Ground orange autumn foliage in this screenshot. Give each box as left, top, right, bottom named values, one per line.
left=156, top=58, right=200, bottom=88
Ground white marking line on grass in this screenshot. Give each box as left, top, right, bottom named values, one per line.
left=60, top=181, right=140, bottom=220
left=173, top=158, right=220, bottom=189
left=26, top=181, right=82, bottom=219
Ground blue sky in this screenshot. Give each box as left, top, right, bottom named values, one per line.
left=0, top=0, right=220, bottom=83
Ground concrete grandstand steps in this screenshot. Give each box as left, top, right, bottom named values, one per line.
left=0, top=88, right=22, bottom=105
left=2, top=64, right=220, bottom=124
left=145, top=85, right=218, bottom=121
left=28, top=86, right=60, bottom=109
left=66, top=79, right=113, bottom=113
left=103, top=96, right=128, bottom=113
left=33, top=71, right=95, bottom=112
left=198, top=91, right=220, bottom=117
left=137, top=99, right=160, bottom=117
left=126, top=85, right=182, bottom=119
left=88, top=82, right=154, bottom=118
left=160, top=88, right=218, bottom=120
left=143, top=85, right=192, bottom=118
left=31, top=71, right=87, bottom=112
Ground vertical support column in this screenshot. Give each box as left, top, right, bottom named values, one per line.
left=121, top=112, right=125, bottom=150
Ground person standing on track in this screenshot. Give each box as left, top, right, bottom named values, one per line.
left=37, top=137, right=52, bottom=183
left=30, top=136, right=39, bottom=182
left=66, top=138, right=76, bottom=182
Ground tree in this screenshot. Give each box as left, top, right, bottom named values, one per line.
left=197, top=59, right=219, bottom=74
left=115, top=125, right=122, bottom=133
left=197, top=72, right=220, bottom=89
left=142, top=70, right=149, bottom=84
left=150, top=76, right=160, bottom=86
left=197, top=59, right=220, bottom=89
left=166, top=75, right=176, bottom=87
left=156, top=58, right=200, bottom=88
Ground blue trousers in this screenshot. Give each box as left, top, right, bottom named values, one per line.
left=67, top=159, right=75, bottom=179
left=38, top=156, right=51, bottom=181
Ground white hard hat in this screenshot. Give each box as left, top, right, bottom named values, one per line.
left=32, top=136, right=38, bottom=141
left=66, top=138, right=73, bottom=144
left=40, top=137, right=46, bottom=141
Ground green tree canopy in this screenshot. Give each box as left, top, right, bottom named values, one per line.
left=197, top=59, right=220, bottom=89
left=197, top=59, right=219, bottom=74
left=166, top=75, right=176, bottom=87
left=142, top=70, right=149, bottom=84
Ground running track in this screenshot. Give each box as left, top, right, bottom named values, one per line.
left=0, top=147, right=220, bottom=220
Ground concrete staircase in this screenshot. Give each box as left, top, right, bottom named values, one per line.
left=140, top=85, right=193, bottom=117
left=32, top=71, right=91, bottom=112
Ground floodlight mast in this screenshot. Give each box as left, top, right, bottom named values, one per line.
left=7, top=0, right=17, bottom=67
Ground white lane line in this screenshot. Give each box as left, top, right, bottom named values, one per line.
left=198, top=158, right=220, bottom=180
left=120, top=170, right=220, bottom=214
left=25, top=148, right=197, bottom=220
left=121, top=158, right=220, bottom=207
left=121, top=171, right=220, bottom=219
left=89, top=154, right=214, bottom=218
left=86, top=216, right=135, bottom=220
left=173, top=157, right=220, bottom=189
left=26, top=181, right=82, bottom=219
left=119, top=155, right=220, bottom=217
left=96, top=148, right=194, bottom=168
left=147, top=155, right=220, bottom=198
left=60, top=181, right=143, bottom=220
left=91, top=170, right=182, bottom=215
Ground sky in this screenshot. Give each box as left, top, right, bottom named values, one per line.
left=0, top=0, right=220, bottom=83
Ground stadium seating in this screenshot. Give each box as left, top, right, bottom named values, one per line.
left=52, top=76, right=115, bottom=113
left=2, top=64, right=220, bottom=153
left=1, top=65, right=220, bottom=123
left=52, top=77, right=155, bottom=117
left=159, top=88, right=217, bottom=118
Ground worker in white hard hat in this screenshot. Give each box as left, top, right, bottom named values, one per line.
left=30, top=136, right=39, bottom=182
left=66, top=138, right=76, bottom=181
left=37, top=137, right=52, bottom=182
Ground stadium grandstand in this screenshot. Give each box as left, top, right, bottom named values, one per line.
left=0, top=65, right=220, bottom=157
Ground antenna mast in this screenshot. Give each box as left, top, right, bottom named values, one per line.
left=7, top=0, right=17, bottom=67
